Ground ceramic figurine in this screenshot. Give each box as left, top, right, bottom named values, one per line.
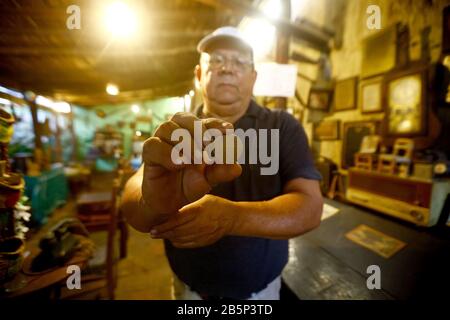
left=0, top=109, right=24, bottom=209
left=0, top=108, right=15, bottom=171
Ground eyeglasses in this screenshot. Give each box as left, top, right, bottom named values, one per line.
left=204, top=53, right=254, bottom=72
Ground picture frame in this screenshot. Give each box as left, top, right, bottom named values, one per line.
left=383, top=65, right=428, bottom=137
left=443, top=5, right=450, bottom=55
left=313, top=120, right=340, bottom=141
left=307, top=88, right=333, bottom=111
left=359, top=76, right=384, bottom=114
left=361, top=25, right=397, bottom=78
left=334, top=77, right=358, bottom=111
left=341, top=121, right=379, bottom=169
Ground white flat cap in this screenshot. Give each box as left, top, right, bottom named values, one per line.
left=197, top=26, right=253, bottom=54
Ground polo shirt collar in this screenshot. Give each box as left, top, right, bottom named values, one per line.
left=194, top=100, right=260, bottom=119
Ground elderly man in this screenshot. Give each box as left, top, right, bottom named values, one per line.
left=121, top=26, right=323, bottom=300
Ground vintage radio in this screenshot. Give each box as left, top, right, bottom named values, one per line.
left=346, top=168, right=450, bottom=227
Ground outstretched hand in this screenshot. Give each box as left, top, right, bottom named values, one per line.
left=141, top=112, right=242, bottom=216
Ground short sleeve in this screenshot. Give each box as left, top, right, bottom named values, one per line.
left=278, top=111, right=322, bottom=185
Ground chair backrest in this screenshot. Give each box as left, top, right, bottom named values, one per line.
left=393, top=138, right=414, bottom=159
left=359, top=135, right=381, bottom=154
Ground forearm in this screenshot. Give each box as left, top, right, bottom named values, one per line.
left=120, top=170, right=172, bottom=233
left=229, top=192, right=323, bottom=239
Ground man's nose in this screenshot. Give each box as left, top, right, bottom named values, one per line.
left=219, top=59, right=234, bottom=73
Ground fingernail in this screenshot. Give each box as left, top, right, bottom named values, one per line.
left=222, top=122, right=232, bottom=127
left=203, top=130, right=212, bottom=142
left=150, top=229, right=157, bottom=235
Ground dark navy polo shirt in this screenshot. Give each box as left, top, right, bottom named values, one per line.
left=164, top=100, right=321, bottom=299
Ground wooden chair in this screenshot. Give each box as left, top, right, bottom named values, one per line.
left=72, top=171, right=127, bottom=299
left=327, top=170, right=346, bottom=200
left=377, top=138, right=414, bottom=175
left=76, top=171, right=128, bottom=260
left=354, top=135, right=381, bottom=171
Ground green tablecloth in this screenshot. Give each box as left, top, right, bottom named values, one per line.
left=24, top=165, right=68, bottom=225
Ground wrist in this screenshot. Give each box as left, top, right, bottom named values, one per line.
left=224, top=199, right=243, bottom=236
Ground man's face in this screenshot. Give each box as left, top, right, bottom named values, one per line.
left=197, top=43, right=257, bottom=117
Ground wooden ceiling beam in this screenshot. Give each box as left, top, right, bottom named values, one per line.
left=0, top=45, right=197, bottom=56
left=5, top=72, right=194, bottom=90
left=0, top=61, right=198, bottom=75
left=0, top=8, right=226, bottom=21
left=0, top=29, right=213, bottom=38
left=57, top=82, right=194, bottom=107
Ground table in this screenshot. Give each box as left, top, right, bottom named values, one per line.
left=24, top=164, right=68, bottom=225
left=282, top=198, right=450, bottom=300
left=64, top=166, right=92, bottom=195
left=76, top=191, right=112, bottom=216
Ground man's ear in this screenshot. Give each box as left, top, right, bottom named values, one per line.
left=251, top=69, right=257, bottom=86
left=195, top=65, right=201, bottom=82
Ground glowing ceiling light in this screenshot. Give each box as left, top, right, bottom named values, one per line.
left=131, top=104, right=140, bottom=113
left=239, top=0, right=282, bottom=60
left=262, top=0, right=282, bottom=19
left=104, top=1, right=138, bottom=39
left=241, top=18, right=276, bottom=60
left=135, top=131, right=142, bottom=137
left=106, top=83, right=119, bottom=95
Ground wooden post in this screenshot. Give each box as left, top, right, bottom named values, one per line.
left=24, top=94, right=42, bottom=150
left=274, top=0, right=291, bottom=110
left=53, top=111, right=63, bottom=163
left=68, top=107, right=78, bottom=162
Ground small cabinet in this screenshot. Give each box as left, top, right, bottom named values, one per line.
left=347, top=168, right=450, bottom=226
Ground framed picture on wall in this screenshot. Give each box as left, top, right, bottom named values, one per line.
left=359, top=76, right=384, bottom=113
left=307, top=88, right=333, bottom=111
left=334, top=77, right=358, bottom=111
left=361, top=25, right=397, bottom=78
left=341, top=121, right=379, bottom=169
left=443, top=5, right=450, bottom=54
left=313, top=120, right=340, bottom=141
left=384, top=65, right=427, bottom=136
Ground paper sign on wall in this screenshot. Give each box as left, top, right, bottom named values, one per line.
left=253, top=63, right=298, bottom=97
